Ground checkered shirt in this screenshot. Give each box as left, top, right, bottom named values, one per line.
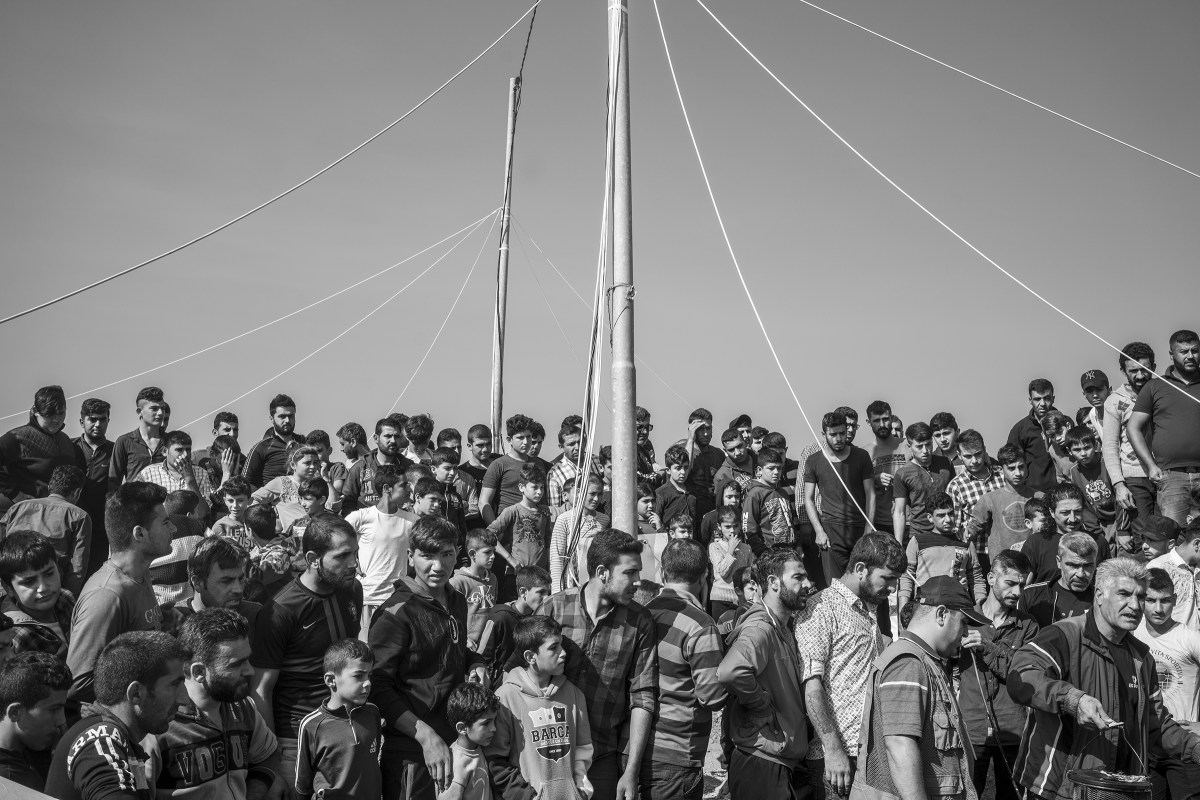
left=547, top=458, right=579, bottom=508
left=947, top=465, right=1005, bottom=548
left=135, top=462, right=215, bottom=502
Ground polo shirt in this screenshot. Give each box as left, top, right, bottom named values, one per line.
left=108, top=428, right=166, bottom=492
left=241, top=430, right=305, bottom=488
left=1132, top=368, right=1200, bottom=470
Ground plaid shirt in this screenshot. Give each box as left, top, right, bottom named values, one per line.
left=947, top=464, right=1005, bottom=547
left=543, top=586, right=658, bottom=758
left=7, top=590, right=75, bottom=659
left=135, top=462, right=215, bottom=502
left=546, top=458, right=578, bottom=509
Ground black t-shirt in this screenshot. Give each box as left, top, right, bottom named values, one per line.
left=803, top=446, right=873, bottom=524
left=482, top=455, right=530, bottom=514
left=1105, top=635, right=1141, bottom=773
left=0, top=745, right=47, bottom=792
left=45, top=712, right=152, bottom=800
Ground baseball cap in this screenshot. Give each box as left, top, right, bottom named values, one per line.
left=917, top=576, right=989, bottom=625
left=1080, top=370, right=1110, bottom=391
left=1133, top=514, right=1181, bottom=543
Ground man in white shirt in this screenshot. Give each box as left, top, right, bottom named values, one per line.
left=345, top=470, right=413, bottom=637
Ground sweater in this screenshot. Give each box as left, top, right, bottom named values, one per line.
left=0, top=418, right=85, bottom=513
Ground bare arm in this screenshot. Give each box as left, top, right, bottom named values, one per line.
left=617, top=707, right=652, bottom=800
left=892, top=497, right=908, bottom=544
left=251, top=668, right=279, bottom=734
left=478, top=486, right=497, bottom=524
left=885, top=735, right=928, bottom=800
left=803, top=481, right=827, bottom=546
left=863, top=477, right=876, bottom=529
left=804, top=679, right=853, bottom=794
left=1126, top=411, right=1161, bottom=481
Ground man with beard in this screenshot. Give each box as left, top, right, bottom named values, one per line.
left=803, top=411, right=875, bottom=582
left=157, top=609, right=282, bottom=800
left=341, top=417, right=413, bottom=514
left=1007, top=378, right=1060, bottom=494
left=241, top=394, right=305, bottom=489
left=250, top=515, right=361, bottom=788
left=547, top=423, right=586, bottom=508
left=1008, top=558, right=1200, bottom=800
left=864, top=401, right=906, bottom=538
left=1103, top=342, right=1157, bottom=521
left=545, top=530, right=657, bottom=800
left=719, top=545, right=813, bottom=799
left=171, top=537, right=262, bottom=640
left=46, top=632, right=190, bottom=800
left=957, top=550, right=1039, bottom=800
left=796, top=533, right=904, bottom=799
left=1130, top=330, right=1200, bottom=526
left=0, top=385, right=85, bottom=514
left=713, top=428, right=757, bottom=510
left=852, top=578, right=987, bottom=800
left=1020, top=533, right=1097, bottom=627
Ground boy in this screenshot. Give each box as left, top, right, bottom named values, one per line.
left=286, top=477, right=331, bottom=540
left=440, top=683, right=499, bottom=800
left=413, top=476, right=447, bottom=518
left=636, top=483, right=659, bottom=537
left=930, top=412, right=965, bottom=476
left=475, top=566, right=552, bottom=686
left=486, top=461, right=553, bottom=602
left=432, top=447, right=469, bottom=535
left=451, top=530, right=499, bottom=648
left=210, top=476, right=254, bottom=545
left=548, top=474, right=605, bottom=594
left=741, top=447, right=794, bottom=555
left=891, top=422, right=956, bottom=544
left=709, top=506, right=755, bottom=622
left=487, top=615, right=593, bottom=800
left=480, top=415, right=537, bottom=525
left=749, top=426, right=769, bottom=454
left=296, top=638, right=383, bottom=800
left=897, top=492, right=985, bottom=614
left=0, top=464, right=92, bottom=594
left=1064, top=425, right=1125, bottom=548
left=243, top=504, right=301, bottom=602
left=716, top=566, right=759, bottom=636
left=652, top=444, right=698, bottom=532
left=437, top=428, right=463, bottom=458
left=0, top=651, right=72, bottom=791
left=0, top=532, right=75, bottom=659
left=965, top=444, right=1042, bottom=562
left=347, top=469, right=415, bottom=636
left=306, top=429, right=345, bottom=515
left=404, top=414, right=436, bottom=466
left=650, top=512, right=694, bottom=586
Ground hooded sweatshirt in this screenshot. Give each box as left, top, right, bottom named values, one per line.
left=486, top=667, right=594, bottom=800
left=716, top=603, right=807, bottom=768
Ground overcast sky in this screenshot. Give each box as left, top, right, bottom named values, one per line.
left=2, top=0, right=1197, bottom=455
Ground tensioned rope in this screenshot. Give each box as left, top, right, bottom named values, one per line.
left=795, top=0, right=1200, bottom=182
left=690, top=0, right=1200, bottom=408
left=0, top=1, right=541, bottom=328
left=652, top=0, right=875, bottom=526
left=0, top=211, right=499, bottom=424
left=177, top=210, right=499, bottom=431
left=389, top=210, right=502, bottom=413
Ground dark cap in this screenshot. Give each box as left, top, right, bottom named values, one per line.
left=917, top=576, right=989, bottom=625
left=1080, top=370, right=1110, bottom=391
left=1133, top=514, right=1181, bottom=543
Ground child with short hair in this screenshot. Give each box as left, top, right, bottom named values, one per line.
left=487, top=616, right=593, bottom=800
left=242, top=504, right=301, bottom=601
left=451, top=530, right=499, bottom=648
left=404, top=414, right=436, bottom=466
left=650, top=512, right=694, bottom=585
left=548, top=474, right=605, bottom=594
left=285, top=477, right=330, bottom=540
left=652, top=444, right=698, bottom=532
left=475, top=565, right=552, bottom=686
left=210, top=476, right=254, bottom=543
left=698, top=481, right=742, bottom=547
left=347, top=469, right=415, bottom=634
left=897, top=492, right=984, bottom=615
left=440, top=683, right=499, bottom=800
left=964, top=443, right=1042, bottom=562
left=0, top=464, right=91, bottom=594
left=741, top=447, right=795, bottom=554
left=305, top=429, right=345, bottom=515
left=635, top=482, right=659, bottom=537
left=432, top=447, right=469, bottom=535
left=0, top=651, right=72, bottom=791
left=0, top=532, right=75, bottom=659
left=709, top=505, right=755, bottom=621
left=413, top=476, right=447, bottom=518
left=437, top=428, right=463, bottom=456
left=296, top=638, right=383, bottom=800
left=1064, top=425, right=1124, bottom=547
left=486, top=461, right=554, bottom=602
left=717, top=565, right=760, bottom=636
left=891, top=423, right=956, bottom=544
left=480, top=414, right=537, bottom=525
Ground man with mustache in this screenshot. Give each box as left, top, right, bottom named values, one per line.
left=1102, top=342, right=1157, bottom=521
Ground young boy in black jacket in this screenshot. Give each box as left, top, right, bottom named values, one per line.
left=474, top=565, right=552, bottom=686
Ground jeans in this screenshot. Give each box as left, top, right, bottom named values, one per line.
left=589, top=751, right=625, bottom=800
left=1126, top=476, right=1158, bottom=520
left=972, top=744, right=1020, bottom=800
left=1157, top=470, right=1200, bottom=526
left=729, top=749, right=803, bottom=800
left=278, top=737, right=299, bottom=793
left=381, top=754, right=436, bottom=800
left=638, top=760, right=704, bottom=800
left=803, top=756, right=857, bottom=800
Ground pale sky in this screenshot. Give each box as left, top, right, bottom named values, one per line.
left=1, top=0, right=1197, bottom=455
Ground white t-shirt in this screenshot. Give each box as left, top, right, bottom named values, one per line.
left=1136, top=620, right=1200, bottom=722
left=347, top=506, right=414, bottom=605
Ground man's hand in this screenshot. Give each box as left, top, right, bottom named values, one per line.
left=823, top=746, right=854, bottom=796
left=417, top=728, right=453, bottom=793
left=879, top=472, right=894, bottom=488
left=687, top=419, right=706, bottom=438
left=1116, top=531, right=1135, bottom=554
left=1114, top=482, right=1136, bottom=511
left=468, top=663, right=488, bottom=684
left=220, top=447, right=237, bottom=480
left=814, top=528, right=830, bottom=550
left=615, top=767, right=639, bottom=800
left=1148, top=464, right=1166, bottom=486
left=1076, top=695, right=1117, bottom=730
left=961, top=630, right=984, bottom=650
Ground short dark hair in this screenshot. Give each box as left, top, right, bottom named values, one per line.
left=750, top=426, right=769, bottom=440
left=865, top=400, right=891, bottom=418
left=1118, top=341, right=1155, bottom=372
left=178, top=608, right=248, bottom=668
left=995, top=444, right=1023, bottom=466
left=834, top=406, right=857, bottom=422
left=506, top=414, right=535, bottom=438
left=636, top=482, right=656, bottom=502
left=720, top=428, right=743, bottom=446
left=414, top=477, right=443, bottom=499
left=1148, top=567, right=1175, bottom=596
left=637, top=407, right=654, bottom=424
left=822, top=411, right=847, bottom=431
left=688, top=408, right=712, bottom=424
left=732, top=565, right=755, bottom=594
left=931, top=491, right=954, bottom=512
left=162, top=430, right=192, bottom=450
left=404, top=414, right=435, bottom=446
left=929, top=412, right=958, bottom=432
left=136, top=387, right=165, bottom=406
left=48, top=465, right=85, bottom=497
left=1064, top=425, right=1098, bottom=451
left=467, top=424, right=491, bottom=442
left=105, top=482, right=168, bottom=552
left=80, top=398, right=111, bottom=418
left=1048, top=482, right=1086, bottom=511
left=93, top=631, right=189, bottom=706
left=213, top=411, right=238, bottom=430
left=243, top=504, right=277, bottom=538
left=990, top=549, right=1031, bottom=576
left=1024, top=497, right=1049, bottom=520
left=436, top=428, right=462, bottom=447
left=299, top=477, right=329, bottom=501
left=164, top=489, right=199, bottom=516
left=557, top=423, right=583, bottom=447
left=753, top=544, right=801, bottom=589
left=717, top=505, right=739, bottom=525
left=323, top=638, right=373, bottom=674
left=661, top=538, right=708, bottom=584
left=0, top=532, right=59, bottom=589
left=763, top=432, right=787, bottom=451
left=466, top=529, right=499, bottom=551
left=220, top=476, right=253, bottom=499
left=188, top=536, right=247, bottom=588
left=664, top=444, right=690, bottom=468
left=411, top=515, right=459, bottom=554
left=430, top=447, right=459, bottom=468
left=305, top=430, right=331, bottom=448
left=303, top=515, right=356, bottom=560
left=519, top=461, right=547, bottom=487
left=586, top=529, right=643, bottom=577
left=905, top=422, right=932, bottom=443
left=515, top=565, right=551, bottom=591
left=371, top=466, right=403, bottom=495
left=1028, top=378, right=1054, bottom=395
left=337, top=422, right=367, bottom=444
left=1170, top=330, right=1200, bottom=348
left=756, top=447, right=782, bottom=467
left=0, top=652, right=72, bottom=710
left=32, top=386, right=66, bottom=417
left=513, top=615, right=561, bottom=661
left=847, top=533, right=906, bottom=574
left=957, top=429, right=985, bottom=453
left=445, top=682, right=500, bottom=730
left=268, top=394, right=296, bottom=415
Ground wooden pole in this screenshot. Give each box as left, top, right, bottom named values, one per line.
left=610, top=0, right=637, bottom=535
left=490, top=77, right=521, bottom=443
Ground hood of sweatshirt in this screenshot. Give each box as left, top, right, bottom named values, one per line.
left=502, top=666, right=566, bottom=699
left=453, top=567, right=489, bottom=585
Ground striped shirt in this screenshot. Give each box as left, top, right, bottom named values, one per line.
left=643, top=587, right=727, bottom=767
left=149, top=514, right=206, bottom=606
left=947, top=465, right=1005, bottom=544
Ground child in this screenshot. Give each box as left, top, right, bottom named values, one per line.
left=475, top=566, right=552, bottom=686
left=709, top=506, right=755, bottom=621
left=0, top=465, right=91, bottom=594
left=441, top=683, right=499, bottom=800
left=698, top=481, right=742, bottom=547
left=652, top=444, right=698, bottom=533
left=717, top=566, right=759, bottom=636
left=0, top=651, right=72, bottom=792
left=413, top=476, right=447, bottom=518
left=487, top=615, right=593, bottom=800
left=635, top=482, right=659, bottom=538
left=210, top=476, right=254, bottom=543
left=149, top=489, right=207, bottom=606
left=305, top=429, right=345, bottom=515
left=285, top=477, right=330, bottom=541
left=548, top=474, right=605, bottom=594
left=242, top=504, right=301, bottom=602
left=486, top=462, right=554, bottom=602
left=649, top=512, right=694, bottom=585
left=432, top=447, right=469, bottom=535
left=437, top=428, right=463, bottom=458
left=347, top=469, right=415, bottom=634
left=897, top=492, right=984, bottom=615
left=252, top=445, right=323, bottom=507
left=480, top=414, right=537, bottom=524
left=741, top=447, right=795, bottom=554
left=404, top=414, right=436, bottom=465
left=749, top=426, right=769, bottom=454
left=0, top=532, right=75, bottom=659
left=296, top=638, right=382, bottom=800
left=1064, top=425, right=1124, bottom=547
left=451, top=530, right=499, bottom=648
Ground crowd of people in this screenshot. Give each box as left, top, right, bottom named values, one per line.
left=0, top=327, right=1198, bottom=800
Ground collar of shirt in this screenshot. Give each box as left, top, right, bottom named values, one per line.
left=899, top=631, right=944, bottom=665
left=658, top=585, right=702, bottom=610
left=831, top=577, right=876, bottom=612
left=1165, top=548, right=1194, bottom=573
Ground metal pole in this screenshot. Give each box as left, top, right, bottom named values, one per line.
left=610, top=0, right=637, bottom=535
left=490, top=77, right=520, bottom=443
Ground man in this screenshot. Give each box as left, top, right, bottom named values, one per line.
left=1008, top=378, right=1059, bottom=493
left=713, top=427, right=756, bottom=509
left=1020, top=532, right=1098, bottom=627
left=108, top=386, right=168, bottom=493
left=958, top=550, right=1039, bottom=800
left=0, top=652, right=71, bottom=792
left=544, top=530, right=656, bottom=800
left=864, top=401, right=905, bottom=538
left=1, top=464, right=92, bottom=594
left=851, top=577, right=988, bottom=800
left=547, top=423, right=585, bottom=508
left=1078, top=370, right=1111, bottom=440
left=1021, top=483, right=1111, bottom=584
left=191, top=411, right=239, bottom=468
left=1138, top=567, right=1200, bottom=799
left=640, top=539, right=727, bottom=800
left=340, top=417, right=412, bottom=514
left=241, top=393, right=305, bottom=488
left=250, top=515, right=361, bottom=786
left=171, top=536, right=262, bottom=639
left=930, top=412, right=965, bottom=476
left=947, top=430, right=1006, bottom=571
left=1129, top=330, right=1200, bottom=526
left=891, top=422, right=955, bottom=544
left=158, top=609, right=282, bottom=800
left=136, top=431, right=214, bottom=520
left=677, top=408, right=724, bottom=516
left=796, top=533, right=904, bottom=799
left=803, top=410, right=875, bottom=583
left=1103, top=342, right=1157, bottom=521
left=73, top=398, right=113, bottom=576
left=0, top=385, right=85, bottom=515
left=1147, top=516, right=1199, bottom=629
left=46, top=631, right=189, bottom=800
left=68, top=482, right=173, bottom=713
left=719, top=545, right=813, bottom=799
left=1008, top=558, right=1200, bottom=800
